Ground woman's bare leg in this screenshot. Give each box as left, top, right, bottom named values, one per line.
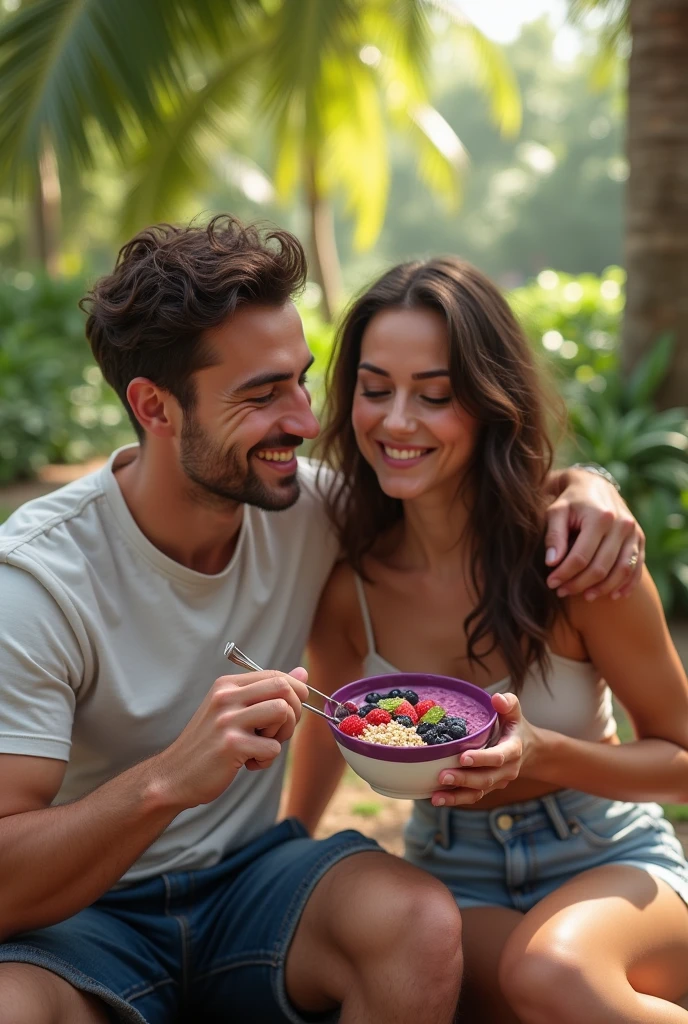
left=498, top=865, right=688, bottom=1024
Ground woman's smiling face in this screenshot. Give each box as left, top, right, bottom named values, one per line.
left=352, top=305, right=479, bottom=502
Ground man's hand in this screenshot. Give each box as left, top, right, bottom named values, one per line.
left=150, top=668, right=309, bottom=810
left=544, top=468, right=644, bottom=601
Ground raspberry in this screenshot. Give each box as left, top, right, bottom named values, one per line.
left=365, top=708, right=392, bottom=726
left=393, top=700, right=418, bottom=724
left=415, top=699, right=436, bottom=720
left=342, top=701, right=359, bottom=715
left=419, top=705, right=446, bottom=725
left=338, top=715, right=365, bottom=737
left=378, top=697, right=403, bottom=712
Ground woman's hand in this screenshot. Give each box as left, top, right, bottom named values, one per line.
left=430, top=692, right=537, bottom=808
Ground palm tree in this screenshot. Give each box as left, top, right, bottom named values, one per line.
left=571, top=0, right=688, bottom=409
left=0, top=0, right=520, bottom=319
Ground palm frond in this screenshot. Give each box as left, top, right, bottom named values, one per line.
left=0, top=0, right=262, bottom=188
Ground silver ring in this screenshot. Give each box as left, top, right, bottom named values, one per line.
left=628, top=550, right=639, bottom=569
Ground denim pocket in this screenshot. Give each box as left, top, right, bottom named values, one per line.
left=569, top=802, right=660, bottom=848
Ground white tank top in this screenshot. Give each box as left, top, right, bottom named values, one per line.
left=354, top=576, right=617, bottom=743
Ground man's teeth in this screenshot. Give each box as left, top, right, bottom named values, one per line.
left=256, top=449, right=295, bottom=462
left=383, top=446, right=427, bottom=460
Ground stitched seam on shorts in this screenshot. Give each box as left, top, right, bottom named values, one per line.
left=163, top=873, right=191, bottom=998
left=195, top=956, right=279, bottom=982
left=120, top=975, right=178, bottom=1003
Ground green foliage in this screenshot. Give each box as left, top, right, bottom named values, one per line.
left=512, top=270, right=688, bottom=615
left=0, top=272, right=133, bottom=482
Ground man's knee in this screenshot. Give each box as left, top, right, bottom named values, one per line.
left=0, top=963, right=109, bottom=1024
left=330, top=854, right=463, bottom=977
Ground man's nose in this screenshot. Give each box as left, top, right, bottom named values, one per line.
left=281, top=389, right=320, bottom=440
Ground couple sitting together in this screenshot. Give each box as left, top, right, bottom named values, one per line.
left=1, top=215, right=687, bottom=1024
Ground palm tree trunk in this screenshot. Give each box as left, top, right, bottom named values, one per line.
left=305, top=154, right=342, bottom=322
left=30, top=143, right=62, bottom=276
left=622, top=0, right=688, bottom=408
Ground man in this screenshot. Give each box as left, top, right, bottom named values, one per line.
left=0, top=217, right=643, bottom=1024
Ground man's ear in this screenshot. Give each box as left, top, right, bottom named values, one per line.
left=126, top=377, right=180, bottom=438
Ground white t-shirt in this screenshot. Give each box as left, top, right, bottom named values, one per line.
left=0, top=446, right=339, bottom=884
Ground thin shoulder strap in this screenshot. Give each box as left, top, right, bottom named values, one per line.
left=353, top=574, right=376, bottom=657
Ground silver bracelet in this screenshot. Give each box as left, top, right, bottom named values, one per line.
left=570, top=462, right=621, bottom=493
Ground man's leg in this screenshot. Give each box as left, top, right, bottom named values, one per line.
left=286, top=851, right=463, bottom=1024
left=0, top=964, right=110, bottom=1024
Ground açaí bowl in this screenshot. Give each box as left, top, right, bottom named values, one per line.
left=326, top=673, right=498, bottom=800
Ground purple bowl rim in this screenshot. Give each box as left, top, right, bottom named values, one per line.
left=326, top=673, right=497, bottom=763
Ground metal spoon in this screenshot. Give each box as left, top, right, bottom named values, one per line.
left=224, top=642, right=340, bottom=724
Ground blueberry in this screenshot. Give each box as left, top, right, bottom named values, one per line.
left=401, top=689, right=419, bottom=706
left=357, top=703, right=377, bottom=718
left=395, top=715, right=415, bottom=728
left=334, top=705, right=351, bottom=721
left=417, top=722, right=434, bottom=737
left=421, top=727, right=439, bottom=744
left=443, top=716, right=467, bottom=739
left=387, top=688, right=403, bottom=699
left=433, top=732, right=455, bottom=745
left=364, top=692, right=383, bottom=705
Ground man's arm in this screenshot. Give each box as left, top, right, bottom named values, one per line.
left=544, top=466, right=644, bottom=601
left=0, top=666, right=309, bottom=940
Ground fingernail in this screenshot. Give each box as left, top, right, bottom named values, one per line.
left=548, top=577, right=560, bottom=589
left=442, top=773, right=455, bottom=786
left=585, top=592, right=596, bottom=602
left=434, top=796, right=446, bottom=807
left=462, top=755, right=473, bottom=766
left=557, top=587, right=569, bottom=597
left=612, top=591, right=620, bottom=600
left=546, top=547, right=557, bottom=565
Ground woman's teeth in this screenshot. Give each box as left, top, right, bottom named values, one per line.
left=383, top=446, right=428, bottom=460
left=256, top=449, right=295, bottom=462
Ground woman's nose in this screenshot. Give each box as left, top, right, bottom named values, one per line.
left=384, top=397, right=416, bottom=434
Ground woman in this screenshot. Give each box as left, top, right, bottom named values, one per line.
left=287, top=258, right=688, bottom=1023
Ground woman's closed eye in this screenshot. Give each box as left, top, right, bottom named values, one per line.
left=360, top=388, right=451, bottom=406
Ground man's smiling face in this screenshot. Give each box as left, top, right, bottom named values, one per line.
left=177, top=301, right=320, bottom=511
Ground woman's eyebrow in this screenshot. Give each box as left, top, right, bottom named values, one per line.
left=358, top=361, right=449, bottom=380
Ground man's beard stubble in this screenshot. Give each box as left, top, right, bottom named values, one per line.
left=179, top=415, right=301, bottom=513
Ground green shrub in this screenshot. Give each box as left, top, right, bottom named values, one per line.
left=0, top=271, right=133, bottom=482
left=511, top=271, right=688, bottom=616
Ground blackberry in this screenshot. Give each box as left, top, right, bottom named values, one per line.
left=401, top=689, right=419, bottom=706
left=395, top=715, right=415, bottom=728
left=364, top=692, right=383, bottom=705
left=357, top=703, right=377, bottom=718
left=387, top=688, right=403, bottom=699
left=334, top=705, right=351, bottom=721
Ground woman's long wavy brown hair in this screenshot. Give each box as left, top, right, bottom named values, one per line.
left=315, top=257, right=564, bottom=693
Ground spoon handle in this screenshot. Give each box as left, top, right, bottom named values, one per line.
left=223, top=642, right=340, bottom=724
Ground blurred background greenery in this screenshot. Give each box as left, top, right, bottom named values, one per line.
left=0, top=0, right=686, bottom=615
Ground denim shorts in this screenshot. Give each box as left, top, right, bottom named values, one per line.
left=0, top=818, right=382, bottom=1024
left=404, top=789, right=688, bottom=913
